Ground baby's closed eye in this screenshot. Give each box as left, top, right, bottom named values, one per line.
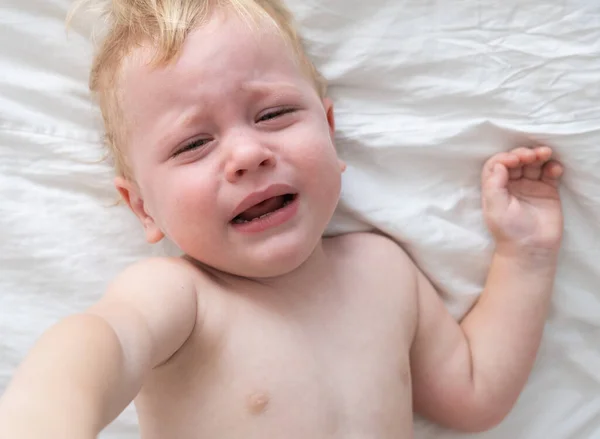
left=257, top=107, right=296, bottom=123
left=173, top=138, right=212, bottom=157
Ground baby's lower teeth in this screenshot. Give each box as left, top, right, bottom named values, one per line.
left=236, top=200, right=294, bottom=225
left=235, top=212, right=272, bottom=224
left=249, top=210, right=277, bottom=222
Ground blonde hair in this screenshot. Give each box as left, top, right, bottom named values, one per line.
left=71, top=0, right=327, bottom=178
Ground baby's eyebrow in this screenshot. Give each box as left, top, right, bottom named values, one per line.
left=241, top=81, right=303, bottom=98
left=150, top=108, right=207, bottom=154
left=176, top=81, right=301, bottom=124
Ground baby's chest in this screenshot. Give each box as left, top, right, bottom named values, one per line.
left=227, top=278, right=414, bottom=382
left=205, top=297, right=414, bottom=435
left=140, top=283, right=416, bottom=439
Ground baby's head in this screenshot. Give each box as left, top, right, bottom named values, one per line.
left=88, top=0, right=346, bottom=278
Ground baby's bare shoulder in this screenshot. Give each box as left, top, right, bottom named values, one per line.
left=85, top=257, right=208, bottom=373
left=110, top=256, right=218, bottom=293
left=103, top=256, right=220, bottom=332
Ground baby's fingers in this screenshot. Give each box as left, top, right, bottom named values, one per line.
left=534, top=146, right=553, bottom=162
left=509, top=147, right=538, bottom=165
left=490, top=148, right=534, bottom=180
left=522, top=162, right=543, bottom=180
left=509, top=166, right=523, bottom=180
left=541, top=160, right=564, bottom=187
left=484, top=163, right=509, bottom=189
left=482, top=163, right=510, bottom=214
left=482, top=153, right=511, bottom=186
left=513, top=146, right=553, bottom=180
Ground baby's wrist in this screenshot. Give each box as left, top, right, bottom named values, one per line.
left=493, top=241, right=560, bottom=270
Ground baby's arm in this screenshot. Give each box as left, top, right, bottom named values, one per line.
left=0, top=257, right=198, bottom=438
left=410, top=146, right=564, bottom=432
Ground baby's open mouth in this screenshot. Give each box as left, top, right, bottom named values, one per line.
left=232, top=194, right=297, bottom=224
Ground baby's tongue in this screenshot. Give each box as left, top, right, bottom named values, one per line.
left=239, top=196, right=285, bottom=221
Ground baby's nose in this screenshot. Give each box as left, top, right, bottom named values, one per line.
left=225, top=143, right=276, bottom=183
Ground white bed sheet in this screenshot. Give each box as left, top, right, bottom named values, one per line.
left=1, top=0, right=599, bottom=438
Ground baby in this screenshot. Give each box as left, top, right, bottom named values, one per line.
left=0, top=0, right=565, bottom=438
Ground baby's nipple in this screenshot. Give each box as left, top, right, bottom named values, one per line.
left=247, top=391, right=270, bottom=415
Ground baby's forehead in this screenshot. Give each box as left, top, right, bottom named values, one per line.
left=120, top=15, right=300, bottom=106
left=124, top=9, right=292, bottom=74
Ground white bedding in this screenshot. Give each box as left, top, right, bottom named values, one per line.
left=1, top=0, right=599, bottom=438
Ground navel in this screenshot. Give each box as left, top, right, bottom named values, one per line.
left=247, top=391, right=270, bottom=415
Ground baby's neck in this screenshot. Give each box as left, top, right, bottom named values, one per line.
left=254, top=238, right=336, bottom=289
left=185, top=238, right=337, bottom=292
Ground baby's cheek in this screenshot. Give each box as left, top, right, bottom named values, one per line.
left=157, top=179, right=207, bottom=230
left=162, top=195, right=217, bottom=257
left=171, top=186, right=214, bottom=221
left=300, top=131, right=338, bottom=166
left=308, top=144, right=342, bottom=200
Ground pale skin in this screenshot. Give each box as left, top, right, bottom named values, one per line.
left=0, top=9, right=564, bottom=439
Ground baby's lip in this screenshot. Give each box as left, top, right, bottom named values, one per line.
left=231, top=183, right=298, bottom=222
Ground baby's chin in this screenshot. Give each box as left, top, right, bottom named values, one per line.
left=183, top=240, right=321, bottom=280
left=198, top=254, right=310, bottom=280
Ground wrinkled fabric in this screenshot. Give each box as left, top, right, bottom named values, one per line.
left=1, top=0, right=599, bottom=437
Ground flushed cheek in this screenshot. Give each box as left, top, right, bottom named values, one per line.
left=153, top=177, right=220, bottom=239
left=299, top=139, right=341, bottom=183
left=314, top=142, right=343, bottom=199
left=294, top=146, right=342, bottom=216
left=160, top=200, right=223, bottom=258
left=287, top=125, right=337, bottom=165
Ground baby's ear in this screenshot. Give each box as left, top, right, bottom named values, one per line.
left=322, top=98, right=346, bottom=172
left=322, top=97, right=336, bottom=137
left=114, top=177, right=165, bottom=244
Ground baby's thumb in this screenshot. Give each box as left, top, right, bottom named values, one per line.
left=482, top=163, right=509, bottom=214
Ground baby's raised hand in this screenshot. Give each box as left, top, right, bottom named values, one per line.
left=481, top=146, right=564, bottom=254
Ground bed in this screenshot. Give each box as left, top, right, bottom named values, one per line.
left=1, top=0, right=599, bottom=437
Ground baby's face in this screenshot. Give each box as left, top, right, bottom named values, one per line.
left=117, top=10, right=344, bottom=278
